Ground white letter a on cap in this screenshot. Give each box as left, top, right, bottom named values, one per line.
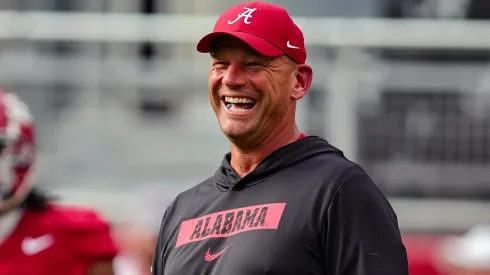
left=228, top=7, right=257, bottom=25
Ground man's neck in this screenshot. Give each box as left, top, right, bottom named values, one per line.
left=230, top=125, right=301, bottom=178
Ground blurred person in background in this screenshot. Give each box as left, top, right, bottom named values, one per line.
left=0, top=89, right=120, bottom=275
left=115, top=182, right=182, bottom=274
left=152, top=2, right=408, bottom=275
left=403, top=234, right=444, bottom=275
left=437, top=225, right=490, bottom=275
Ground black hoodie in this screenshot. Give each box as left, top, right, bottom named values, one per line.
left=152, top=136, right=409, bottom=275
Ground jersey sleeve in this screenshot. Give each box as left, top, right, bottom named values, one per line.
left=65, top=209, right=119, bottom=265
left=324, top=170, right=409, bottom=275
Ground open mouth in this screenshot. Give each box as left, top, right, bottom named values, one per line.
left=222, top=96, right=257, bottom=113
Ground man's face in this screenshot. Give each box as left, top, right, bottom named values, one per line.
left=208, top=36, right=299, bottom=142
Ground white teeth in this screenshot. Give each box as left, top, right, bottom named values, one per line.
left=224, top=96, right=256, bottom=104
left=228, top=105, right=250, bottom=112
left=223, top=96, right=256, bottom=113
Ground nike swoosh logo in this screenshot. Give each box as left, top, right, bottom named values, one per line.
left=204, top=242, right=234, bottom=262
left=286, top=41, right=299, bottom=49
left=21, top=234, right=54, bottom=255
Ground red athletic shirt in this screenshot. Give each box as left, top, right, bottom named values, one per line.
left=0, top=204, right=119, bottom=275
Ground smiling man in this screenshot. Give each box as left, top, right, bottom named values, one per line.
left=151, top=2, right=409, bottom=275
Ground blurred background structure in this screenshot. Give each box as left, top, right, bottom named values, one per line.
left=1, top=0, right=490, bottom=274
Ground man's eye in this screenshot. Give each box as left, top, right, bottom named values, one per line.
left=212, top=62, right=228, bottom=67
left=247, top=62, right=263, bottom=67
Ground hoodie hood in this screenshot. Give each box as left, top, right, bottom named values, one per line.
left=214, top=136, right=344, bottom=191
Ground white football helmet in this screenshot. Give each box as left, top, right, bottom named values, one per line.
left=0, top=89, right=35, bottom=213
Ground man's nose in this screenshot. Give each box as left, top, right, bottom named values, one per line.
left=222, top=63, right=247, bottom=88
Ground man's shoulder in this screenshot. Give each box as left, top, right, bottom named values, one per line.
left=298, top=144, right=369, bottom=184
left=161, top=177, right=215, bottom=221
left=292, top=136, right=364, bottom=177
left=171, top=177, right=214, bottom=206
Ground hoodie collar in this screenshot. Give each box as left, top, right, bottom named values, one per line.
left=214, top=136, right=343, bottom=191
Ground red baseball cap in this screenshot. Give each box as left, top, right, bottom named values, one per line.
left=196, top=2, right=307, bottom=64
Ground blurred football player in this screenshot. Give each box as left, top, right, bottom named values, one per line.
left=114, top=182, right=184, bottom=274
left=0, top=89, right=119, bottom=275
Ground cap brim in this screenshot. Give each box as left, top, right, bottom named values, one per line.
left=197, top=31, right=284, bottom=57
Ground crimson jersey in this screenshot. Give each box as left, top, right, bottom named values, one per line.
left=0, top=204, right=118, bottom=275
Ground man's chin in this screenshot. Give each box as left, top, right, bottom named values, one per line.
left=223, top=131, right=252, bottom=141
left=220, top=126, right=255, bottom=142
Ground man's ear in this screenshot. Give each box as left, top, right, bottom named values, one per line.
left=291, top=64, right=313, bottom=100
